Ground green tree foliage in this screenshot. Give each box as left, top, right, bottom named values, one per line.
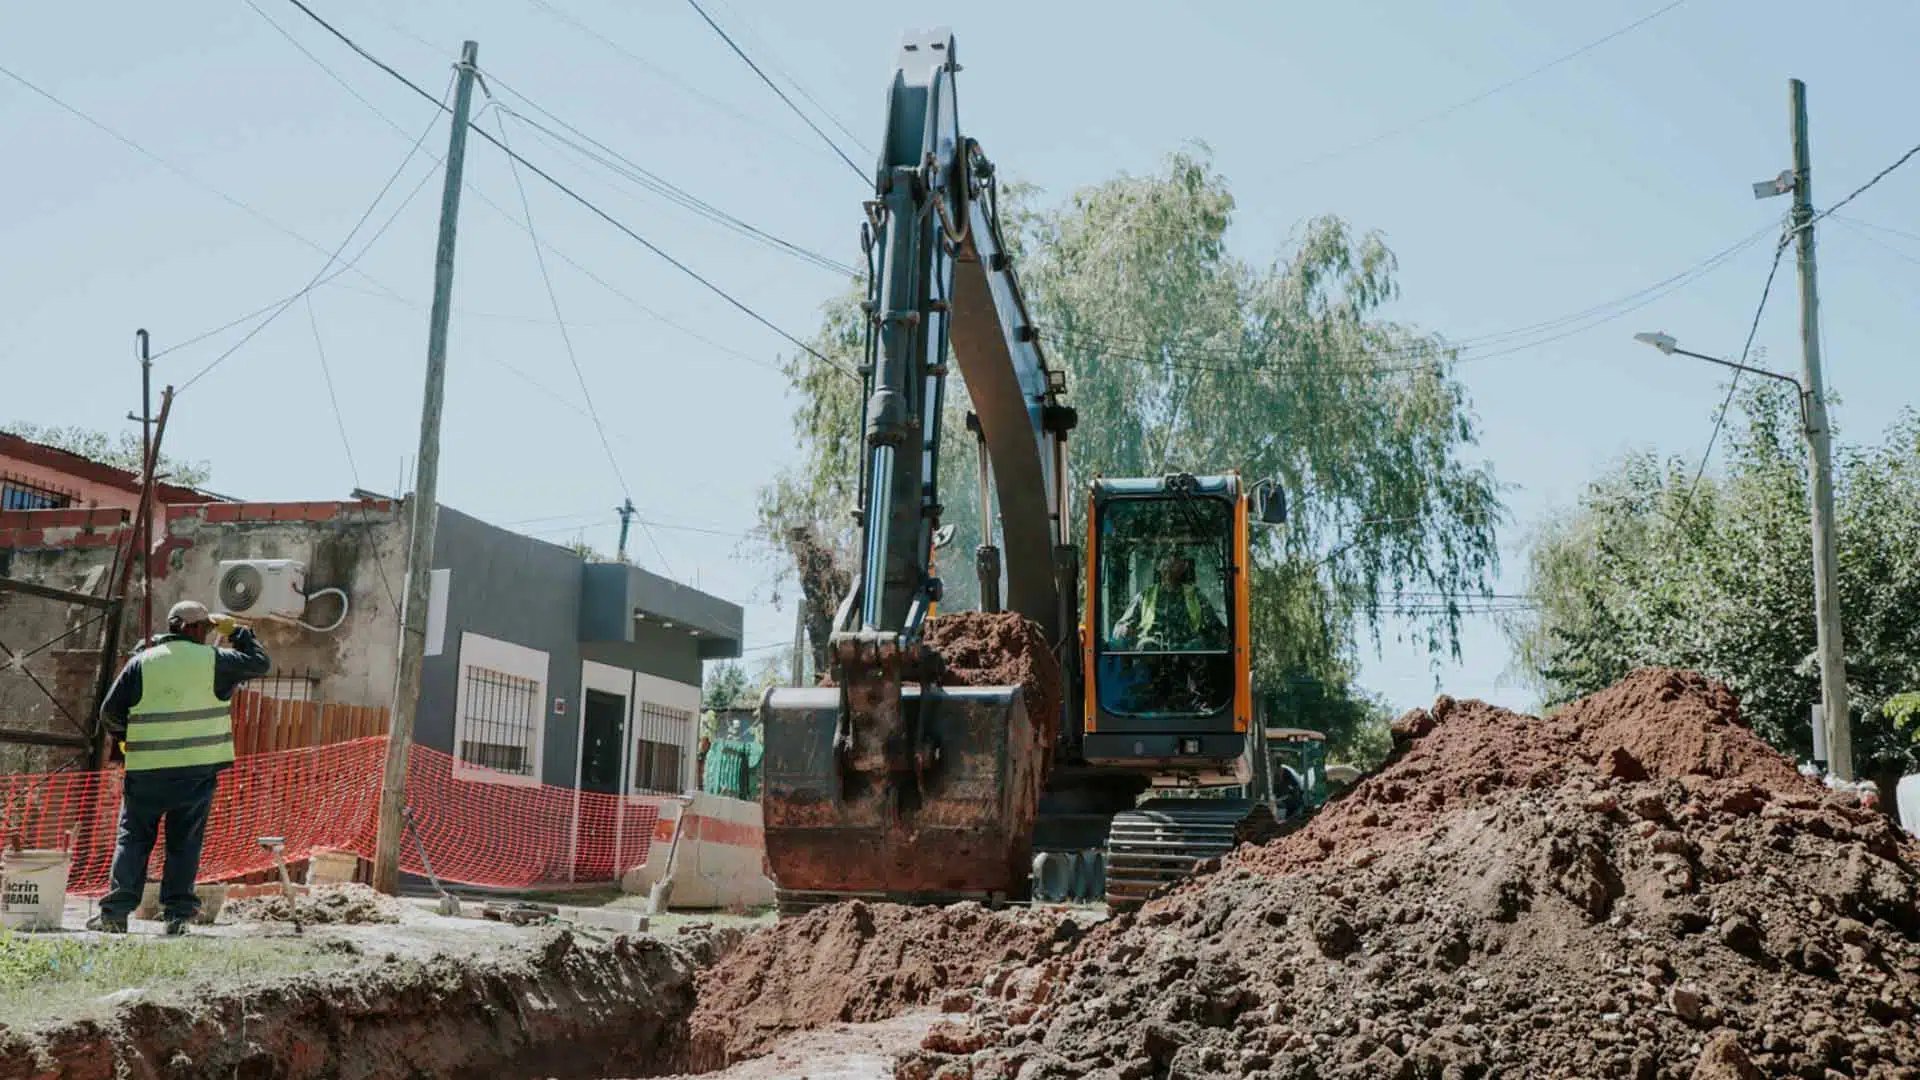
left=703, top=660, right=751, bottom=711
left=2, top=422, right=212, bottom=488
left=1504, top=379, right=1920, bottom=779
left=757, top=149, right=1505, bottom=751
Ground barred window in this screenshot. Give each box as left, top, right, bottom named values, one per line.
left=0, top=477, right=71, bottom=511
left=633, top=701, right=693, bottom=794
left=458, top=666, right=540, bottom=777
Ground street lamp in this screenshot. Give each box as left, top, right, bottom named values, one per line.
left=1633, top=331, right=1812, bottom=434
left=1633, top=329, right=1846, bottom=779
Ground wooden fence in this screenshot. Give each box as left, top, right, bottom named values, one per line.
left=229, top=688, right=390, bottom=756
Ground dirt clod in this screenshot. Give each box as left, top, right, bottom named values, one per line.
left=226, top=882, right=405, bottom=925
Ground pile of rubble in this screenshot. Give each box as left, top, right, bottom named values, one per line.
left=682, top=900, right=1086, bottom=1071
left=900, top=669, right=1920, bottom=1079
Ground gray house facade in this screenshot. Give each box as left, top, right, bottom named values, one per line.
left=416, top=506, right=743, bottom=798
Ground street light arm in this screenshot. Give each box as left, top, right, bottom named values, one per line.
left=1635, top=332, right=1813, bottom=435
left=1667, top=346, right=1805, bottom=394
left=1669, top=346, right=1814, bottom=435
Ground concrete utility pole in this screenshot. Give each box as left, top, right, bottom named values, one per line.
left=1789, top=77, right=1853, bottom=781
left=790, top=601, right=805, bottom=686
left=375, top=40, right=479, bottom=895
left=615, top=498, right=637, bottom=563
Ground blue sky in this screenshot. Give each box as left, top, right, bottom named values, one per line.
left=4, top=0, right=1916, bottom=714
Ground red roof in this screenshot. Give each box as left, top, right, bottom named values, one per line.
left=0, top=431, right=218, bottom=504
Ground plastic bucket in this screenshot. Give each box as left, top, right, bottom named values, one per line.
left=1, top=848, right=71, bottom=931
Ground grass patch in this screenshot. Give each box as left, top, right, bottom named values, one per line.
left=0, top=928, right=350, bottom=1027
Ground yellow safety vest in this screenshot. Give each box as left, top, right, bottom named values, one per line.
left=1137, top=584, right=1204, bottom=638
left=125, top=640, right=234, bottom=772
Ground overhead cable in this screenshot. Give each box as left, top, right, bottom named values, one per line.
left=493, top=107, right=675, bottom=575
left=1670, top=226, right=1794, bottom=532
left=1283, top=0, right=1689, bottom=173
left=0, top=58, right=420, bottom=310
left=177, top=79, right=456, bottom=392
left=280, top=0, right=855, bottom=379
left=681, top=0, right=867, bottom=181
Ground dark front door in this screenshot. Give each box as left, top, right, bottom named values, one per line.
left=579, top=690, right=626, bottom=795
left=575, top=689, right=627, bottom=881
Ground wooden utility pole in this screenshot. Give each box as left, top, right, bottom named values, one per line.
left=1789, top=77, right=1853, bottom=781
left=374, top=40, right=479, bottom=895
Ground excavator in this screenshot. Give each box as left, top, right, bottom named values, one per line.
left=759, top=29, right=1322, bottom=914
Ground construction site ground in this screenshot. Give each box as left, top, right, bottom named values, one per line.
left=6, top=667, right=1918, bottom=1079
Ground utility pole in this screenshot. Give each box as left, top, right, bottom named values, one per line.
left=374, top=40, right=479, bottom=895
left=1789, top=77, right=1853, bottom=780
left=790, top=600, right=805, bottom=686
left=614, top=498, right=637, bottom=563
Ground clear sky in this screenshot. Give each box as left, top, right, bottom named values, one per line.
left=4, top=0, right=1916, bottom=715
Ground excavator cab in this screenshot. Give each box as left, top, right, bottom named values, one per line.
left=1083, top=473, right=1251, bottom=777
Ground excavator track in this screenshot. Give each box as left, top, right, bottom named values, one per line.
left=1103, top=799, right=1254, bottom=909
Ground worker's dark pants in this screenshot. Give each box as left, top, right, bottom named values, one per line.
left=99, top=769, right=220, bottom=922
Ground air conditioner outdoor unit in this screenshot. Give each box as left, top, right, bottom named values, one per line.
left=214, top=559, right=308, bottom=620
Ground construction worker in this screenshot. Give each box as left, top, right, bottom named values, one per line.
left=87, top=600, right=269, bottom=935
left=1110, top=551, right=1225, bottom=651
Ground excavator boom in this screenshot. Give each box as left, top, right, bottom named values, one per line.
left=759, top=30, right=1074, bottom=914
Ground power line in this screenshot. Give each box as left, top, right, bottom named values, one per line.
left=1040, top=221, right=1774, bottom=372
left=249, top=4, right=799, bottom=379
left=681, top=0, right=866, bottom=181
left=1797, top=138, right=1920, bottom=237
left=709, top=0, right=873, bottom=157
left=1831, top=214, right=1920, bottom=246
left=520, top=0, right=833, bottom=161
left=0, top=58, right=424, bottom=310
left=1670, top=228, right=1793, bottom=531
left=480, top=77, right=857, bottom=275
left=279, top=0, right=854, bottom=380
left=1830, top=217, right=1920, bottom=270
left=153, top=153, right=444, bottom=362
left=493, top=107, right=675, bottom=577
left=177, top=80, right=454, bottom=392
left=304, top=293, right=361, bottom=485
left=1284, top=0, right=1689, bottom=173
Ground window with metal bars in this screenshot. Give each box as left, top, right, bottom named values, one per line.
left=0, top=478, right=72, bottom=511
left=632, top=700, right=692, bottom=794
left=457, top=666, right=540, bottom=777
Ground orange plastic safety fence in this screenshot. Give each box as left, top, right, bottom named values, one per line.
left=0, top=738, right=663, bottom=895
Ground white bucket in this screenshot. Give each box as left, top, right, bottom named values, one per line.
left=1, top=848, right=72, bottom=931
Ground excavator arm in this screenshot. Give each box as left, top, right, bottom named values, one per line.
left=759, top=29, right=1075, bottom=913
left=847, top=27, right=1069, bottom=649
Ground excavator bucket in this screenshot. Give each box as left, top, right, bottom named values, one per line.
left=759, top=683, right=1046, bottom=916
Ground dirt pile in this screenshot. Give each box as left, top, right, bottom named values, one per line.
left=0, top=930, right=694, bottom=1080
left=901, top=668, right=1920, bottom=1080
left=682, top=900, right=1085, bottom=1071
left=923, top=611, right=1063, bottom=731
left=227, top=882, right=406, bottom=925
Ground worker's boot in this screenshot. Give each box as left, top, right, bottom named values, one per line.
left=163, top=916, right=190, bottom=937
left=86, top=914, right=128, bottom=934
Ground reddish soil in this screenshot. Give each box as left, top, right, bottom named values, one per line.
left=681, top=900, right=1083, bottom=1072
left=898, top=668, right=1920, bottom=1079
left=922, top=610, right=1064, bottom=733
left=1240, top=667, right=1813, bottom=877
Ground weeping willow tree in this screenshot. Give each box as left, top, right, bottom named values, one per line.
left=757, top=149, right=1502, bottom=764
